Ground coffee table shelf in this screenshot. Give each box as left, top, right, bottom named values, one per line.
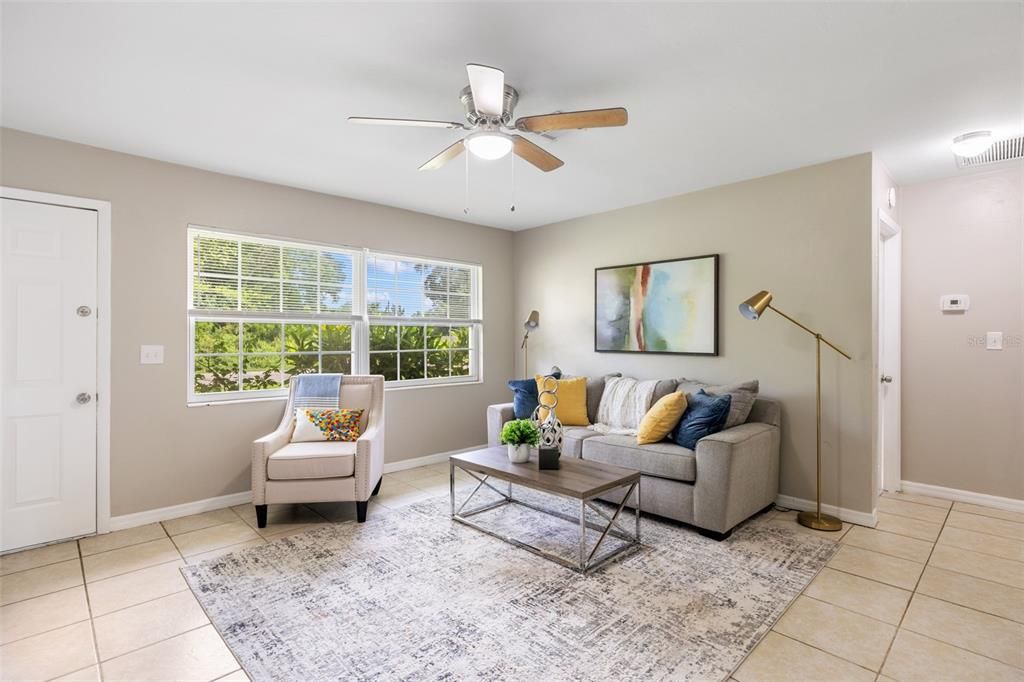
left=449, top=447, right=641, bottom=573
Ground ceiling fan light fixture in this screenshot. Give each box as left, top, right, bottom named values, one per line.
left=465, top=131, right=513, bottom=160
left=951, top=130, right=993, bottom=158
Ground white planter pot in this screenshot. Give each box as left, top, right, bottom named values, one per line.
left=506, top=443, right=531, bottom=463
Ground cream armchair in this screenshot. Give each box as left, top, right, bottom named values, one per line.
left=252, top=374, right=385, bottom=526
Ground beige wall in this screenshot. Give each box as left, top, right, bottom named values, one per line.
left=900, top=165, right=1023, bottom=500
left=513, top=154, right=877, bottom=514
left=0, top=128, right=515, bottom=516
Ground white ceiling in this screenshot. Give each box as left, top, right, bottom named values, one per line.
left=2, top=2, right=1021, bottom=230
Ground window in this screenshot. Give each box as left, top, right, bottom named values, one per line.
left=188, top=227, right=481, bottom=403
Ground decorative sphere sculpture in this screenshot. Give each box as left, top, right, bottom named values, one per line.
left=532, top=374, right=564, bottom=454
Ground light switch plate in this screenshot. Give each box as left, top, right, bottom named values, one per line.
left=140, top=345, right=165, bottom=364
left=986, top=332, right=1003, bottom=350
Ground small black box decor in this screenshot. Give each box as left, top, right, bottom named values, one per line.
left=538, top=447, right=560, bottom=470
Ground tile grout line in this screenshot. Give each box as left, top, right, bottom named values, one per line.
left=874, top=492, right=955, bottom=676
left=77, top=537, right=104, bottom=682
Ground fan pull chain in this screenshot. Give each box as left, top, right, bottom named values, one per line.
left=510, top=153, right=516, bottom=213
left=463, top=148, right=470, bottom=215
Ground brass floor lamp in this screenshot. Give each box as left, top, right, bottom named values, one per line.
left=739, top=290, right=852, bottom=531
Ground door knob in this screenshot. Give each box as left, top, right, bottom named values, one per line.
left=76, top=393, right=92, bottom=404
left=881, top=375, right=893, bottom=384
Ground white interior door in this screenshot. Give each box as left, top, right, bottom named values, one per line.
left=1, top=198, right=98, bottom=552
left=878, top=210, right=901, bottom=492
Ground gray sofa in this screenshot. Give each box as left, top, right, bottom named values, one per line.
left=486, top=376, right=781, bottom=539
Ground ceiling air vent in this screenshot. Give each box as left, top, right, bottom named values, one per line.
left=956, top=135, right=1024, bottom=169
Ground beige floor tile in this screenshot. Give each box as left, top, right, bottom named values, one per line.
left=0, top=558, right=83, bottom=606
left=828, top=545, right=924, bottom=590
left=79, top=523, right=167, bottom=557
left=773, top=596, right=896, bottom=670
left=901, top=593, right=1024, bottom=668
left=917, top=566, right=1024, bottom=624
left=928, top=544, right=1024, bottom=590
left=0, top=540, right=80, bottom=577
left=0, top=620, right=96, bottom=681
left=162, top=508, right=241, bottom=537
left=386, top=467, right=438, bottom=484
left=946, top=510, right=1024, bottom=541
left=769, top=510, right=851, bottom=540
left=881, top=491, right=952, bottom=509
left=101, top=624, right=240, bottom=682
left=0, top=586, right=90, bottom=645
left=841, top=526, right=934, bottom=563
left=82, top=538, right=180, bottom=583
left=216, top=671, right=249, bottom=681
left=184, top=538, right=266, bottom=566
left=734, top=631, right=875, bottom=682
left=804, top=567, right=911, bottom=625
left=953, top=502, right=1024, bottom=525
left=938, top=525, right=1024, bottom=562
left=881, top=629, right=1022, bottom=682
left=171, top=522, right=260, bottom=557
left=877, top=497, right=949, bottom=524
left=373, top=479, right=435, bottom=508
left=86, top=560, right=188, bottom=616
left=247, top=505, right=328, bottom=538
left=51, top=664, right=102, bottom=681
left=874, top=512, right=942, bottom=542
left=94, top=589, right=209, bottom=661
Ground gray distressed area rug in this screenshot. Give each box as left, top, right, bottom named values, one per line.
left=183, top=489, right=838, bottom=681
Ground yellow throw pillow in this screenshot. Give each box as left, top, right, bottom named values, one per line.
left=535, top=375, right=590, bottom=426
left=637, top=392, right=688, bottom=445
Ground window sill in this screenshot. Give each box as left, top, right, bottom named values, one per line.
left=186, top=378, right=483, bottom=407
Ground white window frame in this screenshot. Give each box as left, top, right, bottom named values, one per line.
left=187, top=226, right=483, bottom=405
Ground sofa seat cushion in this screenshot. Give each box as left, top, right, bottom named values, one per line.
left=268, top=442, right=356, bottom=480
left=582, top=435, right=696, bottom=483
left=562, top=427, right=603, bottom=459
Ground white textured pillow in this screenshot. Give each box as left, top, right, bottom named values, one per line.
left=594, top=376, right=660, bottom=434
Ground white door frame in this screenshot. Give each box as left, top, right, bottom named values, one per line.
left=1, top=186, right=112, bottom=536
left=877, top=208, right=901, bottom=492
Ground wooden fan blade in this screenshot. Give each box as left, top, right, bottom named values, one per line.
left=349, top=117, right=465, bottom=129
left=466, top=64, right=505, bottom=117
left=515, top=107, right=628, bottom=133
left=418, top=140, right=465, bottom=171
left=512, top=135, right=564, bottom=172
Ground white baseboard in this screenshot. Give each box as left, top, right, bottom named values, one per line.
left=775, top=494, right=878, bottom=528
left=900, top=480, right=1024, bottom=514
left=382, top=444, right=488, bottom=474
left=108, top=491, right=253, bottom=532
left=105, top=445, right=488, bottom=534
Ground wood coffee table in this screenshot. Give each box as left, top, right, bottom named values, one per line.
left=449, top=447, right=641, bottom=573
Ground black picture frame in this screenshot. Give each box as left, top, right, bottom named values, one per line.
left=594, top=253, right=719, bottom=356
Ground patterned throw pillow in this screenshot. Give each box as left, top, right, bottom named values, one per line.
left=291, top=408, right=363, bottom=443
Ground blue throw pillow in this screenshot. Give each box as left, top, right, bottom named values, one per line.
left=671, top=390, right=732, bottom=450
left=507, top=371, right=561, bottom=419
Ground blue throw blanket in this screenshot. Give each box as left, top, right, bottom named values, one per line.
left=292, top=374, right=343, bottom=410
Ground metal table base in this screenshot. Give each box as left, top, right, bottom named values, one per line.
left=449, top=461, right=642, bottom=574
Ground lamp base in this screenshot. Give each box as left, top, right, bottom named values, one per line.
left=797, top=510, right=843, bottom=531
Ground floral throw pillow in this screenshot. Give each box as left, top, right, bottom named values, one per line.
left=291, top=408, right=363, bottom=443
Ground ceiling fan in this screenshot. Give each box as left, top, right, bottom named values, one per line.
left=349, top=64, right=628, bottom=173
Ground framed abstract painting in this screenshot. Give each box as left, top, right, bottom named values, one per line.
left=594, top=254, right=719, bottom=355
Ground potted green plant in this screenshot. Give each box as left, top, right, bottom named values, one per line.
left=500, top=419, right=540, bottom=463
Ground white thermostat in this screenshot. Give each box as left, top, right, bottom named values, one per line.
left=940, top=294, right=970, bottom=312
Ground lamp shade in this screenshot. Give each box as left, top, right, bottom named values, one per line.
left=739, top=291, right=773, bottom=320
left=524, top=310, right=540, bottom=331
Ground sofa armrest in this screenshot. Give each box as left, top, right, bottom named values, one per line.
left=252, top=422, right=293, bottom=505
left=693, top=422, right=780, bottom=533
left=354, top=421, right=385, bottom=501
left=486, top=403, right=516, bottom=447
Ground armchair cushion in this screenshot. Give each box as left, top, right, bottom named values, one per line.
left=291, top=408, right=363, bottom=442
left=267, top=442, right=356, bottom=480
